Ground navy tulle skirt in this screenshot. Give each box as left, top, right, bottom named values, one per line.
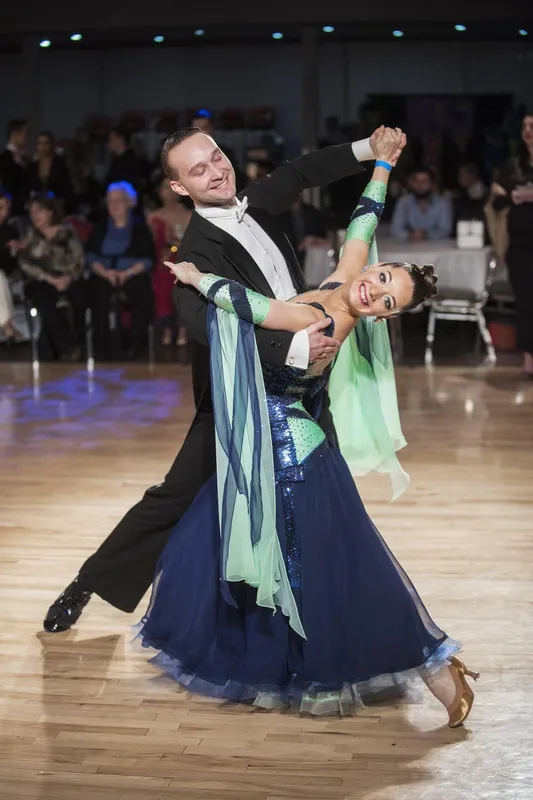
left=138, top=443, right=460, bottom=715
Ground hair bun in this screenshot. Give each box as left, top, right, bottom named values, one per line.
left=420, top=264, right=438, bottom=296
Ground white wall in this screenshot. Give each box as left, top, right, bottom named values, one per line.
left=1, top=40, right=531, bottom=151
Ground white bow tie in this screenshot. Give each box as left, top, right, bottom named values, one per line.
left=236, top=196, right=248, bottom=222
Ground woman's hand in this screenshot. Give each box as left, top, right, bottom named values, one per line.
left=165, top=260, right=201, bottom=287
left=370, top=126, right=406, bottom=165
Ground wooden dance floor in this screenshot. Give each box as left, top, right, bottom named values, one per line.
left=0, top=362, right=532, bottom=800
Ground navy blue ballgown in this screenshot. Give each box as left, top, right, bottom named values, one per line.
left=138, top=301, right=460, bottom=715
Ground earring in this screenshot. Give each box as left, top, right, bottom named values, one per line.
left=373, top=318, right=384, bottom=325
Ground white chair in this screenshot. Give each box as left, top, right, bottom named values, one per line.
left=424, top=251, right=497, bottom=366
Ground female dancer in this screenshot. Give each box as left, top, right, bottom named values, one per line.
left=139, top=130, right=478, bottom=726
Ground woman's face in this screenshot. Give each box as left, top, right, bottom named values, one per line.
left=30, top=202, right=53, bottom=231
left=347, top=263, right=414, bottom=318
left=158, top=179, right=175, bottom=205
left=36, top=135, right=54, bottom=159
left=522, top=115, right=533, bottom=149
left=107, top=189, right=131, bottom=221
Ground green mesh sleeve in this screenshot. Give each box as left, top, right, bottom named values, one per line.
left=198, top=275, right=271, bottom=325
left=342, top=179, right=387, bottom=251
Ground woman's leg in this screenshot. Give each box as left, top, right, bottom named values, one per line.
left=123, top=272, right=154, bottom=353
left=88, top=274, right=113, bottom=358
left=506, top=249, right=533, bottom=373
left=26, top=280, right=72, bottom=358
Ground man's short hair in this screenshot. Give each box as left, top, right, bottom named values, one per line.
left=160, top=126, right=203, bottom=178
left=6, top=119, right=26, bottom=139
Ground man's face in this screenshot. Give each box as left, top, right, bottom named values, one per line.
left=0, top=197, right=11, bottom=225
left=13, top=126, right=27, bottom=150
left=107, top=132, right=124, bottom=154
left=410, top=172, right=433, bottom=199
left=168, top=133, right=236, bottom=207
left=192, top=117, right=213, bottom=135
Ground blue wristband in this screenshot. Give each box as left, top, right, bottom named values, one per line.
left=375, top=160, right=392, bottom=171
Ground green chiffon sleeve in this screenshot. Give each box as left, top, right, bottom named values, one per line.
left=329, top=191, right=409, bottom=501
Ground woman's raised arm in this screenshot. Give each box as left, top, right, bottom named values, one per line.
left=319, top=127, right=406, bottom=286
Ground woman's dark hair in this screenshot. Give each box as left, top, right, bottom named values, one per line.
left=29, top=191, right=63, bottom=225
left=517, top=111, right=533, bottom=171
left=389, top=262, right=438, bottom=313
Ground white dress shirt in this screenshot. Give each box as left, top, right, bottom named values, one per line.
left=196, top=200, right=310, bottom=368
left=196, top=138, right=375, bottom=369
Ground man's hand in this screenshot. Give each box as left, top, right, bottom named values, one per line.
left=307, top=317, right=341, bottom=362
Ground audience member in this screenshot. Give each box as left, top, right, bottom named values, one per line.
left=25, top=131, right=75, bottom=213
left=320, top=116, right=347, bottom=147
left=18, top=192, right=85, bottom=360
left=454, top=162, right=488, bottom=225
left=147, top=177, right=191, bottom=347
left=491, top=111, right=533, bottom=378
left=0, top=190, right=22, bottom=342
left=0, top=120, right=28, bottom=215
left=391, top=168, right=453, bottom=241
left=105, top=127, right=151, bottom=201
left=87, top=181, right=154, bottom=359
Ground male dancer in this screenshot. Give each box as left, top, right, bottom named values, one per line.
left=44, top=127, right=398, bottom=632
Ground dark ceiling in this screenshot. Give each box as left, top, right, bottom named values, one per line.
left=2, top=0, right=531, bottom=35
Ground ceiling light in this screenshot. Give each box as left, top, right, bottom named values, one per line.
left=154, top=35, right=164, bottom=43
left=322, top=26, right=335, bottom=33
left=70, top=33, right=82, bottom=42
left=392, top=30, right=404, bottom=38
left=455, top=24, right=467, bottom=32
left=194, top=29, right=205, bottom=36
left=272, top=32, right=283, bottom=40
left=39, top=39, right=51, bottom=48
left=519, top=29, right=528, bottom=36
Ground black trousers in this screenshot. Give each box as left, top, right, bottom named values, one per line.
left=78, top=413, right=216, bottom=612
left=89, top=272, right=154, bottom=357
left=26, top=278, right=86, bottom=357
left=507, top=245, right=533, bottom=356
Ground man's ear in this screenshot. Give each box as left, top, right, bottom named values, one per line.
left=170, top=180, right=189, bottom=198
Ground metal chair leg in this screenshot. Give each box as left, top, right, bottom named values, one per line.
left=148, top=323, right=155, bottom=369
left=85, top=307, right=94, bottom=373
left=476, top=309, right=497, bottom=365
left=424, top=307, right=436, bottom=366
left=28, top=306, right=40, bottom=370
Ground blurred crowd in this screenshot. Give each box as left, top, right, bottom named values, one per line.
left=0, top=103, right=531, bottom=368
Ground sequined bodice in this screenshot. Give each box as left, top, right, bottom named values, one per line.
left=262, top=299, right=337, bottom=482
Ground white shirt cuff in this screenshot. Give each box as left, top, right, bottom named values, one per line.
left=285, top=329, right=310, bottom=370
left=351, top=138, right=374, bottom=162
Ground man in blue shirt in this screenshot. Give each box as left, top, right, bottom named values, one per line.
left=391, top=168, right=453, bottom=241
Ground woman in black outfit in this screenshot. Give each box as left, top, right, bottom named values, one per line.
left=26, top=131, right=75, bottom=214
left=493, top=112, right=533, bottom=378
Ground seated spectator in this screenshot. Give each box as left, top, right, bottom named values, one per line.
left=18, top=192, right=85, bottom=361
left=454, top=162, right=488, bottom=222
left=0, top=190, right=23, bottom=342
left=391, top=168, right=453, bottom=241
left=147, top=177, right=191, bottom=347
left=26, top=131, right=75, bottom=213
left=87, top=181, right=154, bottom=359
left=0, top=119, right=28, bottom=216
left=279, top=196, right=329, bottom=265
left=105, top=127, right=150, bottom=203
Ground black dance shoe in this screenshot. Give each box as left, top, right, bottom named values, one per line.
left=43, top=578, right=93, bottom=633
